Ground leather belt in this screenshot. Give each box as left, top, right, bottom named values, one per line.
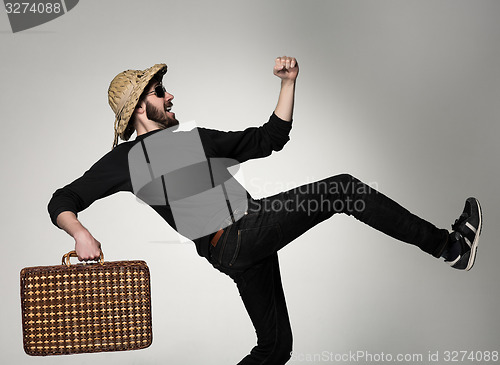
left=210, top=229, right=224, bottom=247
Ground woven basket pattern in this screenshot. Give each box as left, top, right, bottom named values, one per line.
left=20, top=260, right=152, bottom=356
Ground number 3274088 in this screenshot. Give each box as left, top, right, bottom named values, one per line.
left=443, top=350, right=498, bottom=362
left=5, top=2, right=62, bottom=14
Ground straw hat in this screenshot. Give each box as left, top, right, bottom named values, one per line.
left=108, top=63, right=168, bottom=149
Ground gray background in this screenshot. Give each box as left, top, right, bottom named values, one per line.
left=1, top=0, right=499, bottom=364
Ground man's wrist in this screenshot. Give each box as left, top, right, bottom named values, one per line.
left=71, top=224, right=88, bottom=239
left=281, top=79, right=296, bottom=88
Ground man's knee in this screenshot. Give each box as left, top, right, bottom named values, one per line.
left=250, top=332, right=292, bottom=364
left=333, top=173, right=358, bottom=185
left=282, top=342, right=293, bottom=363
left=331, top=173, right=367, bottom=195
left=267, top=333, right=293, bottom=364
left=278, top=333, right=293, bottom=363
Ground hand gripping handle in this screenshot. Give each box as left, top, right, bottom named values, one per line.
left=62, top=250, right=104, bottom=267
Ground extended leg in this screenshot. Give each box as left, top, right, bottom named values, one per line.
left=248, top=174, right=450, bottom=258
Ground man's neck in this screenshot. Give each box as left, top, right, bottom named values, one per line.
left=135, top=120, right=163, bottom=136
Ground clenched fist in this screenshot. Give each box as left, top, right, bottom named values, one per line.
left=273, top=56, right=299, bottom=82
left=74, top=228, right=102, bottom=261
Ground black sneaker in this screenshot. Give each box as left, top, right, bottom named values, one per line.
left=446, top=197, right=483, bottom=270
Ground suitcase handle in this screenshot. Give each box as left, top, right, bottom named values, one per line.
left=62, top=250, right=104, bottom=267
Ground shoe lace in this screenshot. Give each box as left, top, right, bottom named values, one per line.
left=452, top=213, right=469, bottom=232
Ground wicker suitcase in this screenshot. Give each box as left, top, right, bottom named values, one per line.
left=20, top=251, right=152, bottom=356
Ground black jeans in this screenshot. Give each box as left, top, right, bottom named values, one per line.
left=207, top=174, right=448, bottom=364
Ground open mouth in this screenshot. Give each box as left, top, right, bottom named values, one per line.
left=164, top=101, right=173, bottom=112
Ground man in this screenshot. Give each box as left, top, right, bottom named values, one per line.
left=48, top=56, right=482, bottom=365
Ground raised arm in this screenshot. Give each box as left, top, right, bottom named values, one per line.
left=273, top=56, right=299, bottom=122
left=200, top=57, right=298, bottom=162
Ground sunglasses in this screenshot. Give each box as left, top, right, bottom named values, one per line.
left=145, top=84, right=166, bottom=98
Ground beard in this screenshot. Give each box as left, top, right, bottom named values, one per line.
left=145, top=100, right=179, bottom=130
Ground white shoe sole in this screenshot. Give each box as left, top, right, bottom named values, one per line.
left=465, top=198, right=482, bottom=271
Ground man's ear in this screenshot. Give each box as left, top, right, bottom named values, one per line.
left=135, top=101, right=146, bottom=115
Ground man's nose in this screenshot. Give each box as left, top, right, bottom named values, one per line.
left=165, top=91, right=174, bottom=101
